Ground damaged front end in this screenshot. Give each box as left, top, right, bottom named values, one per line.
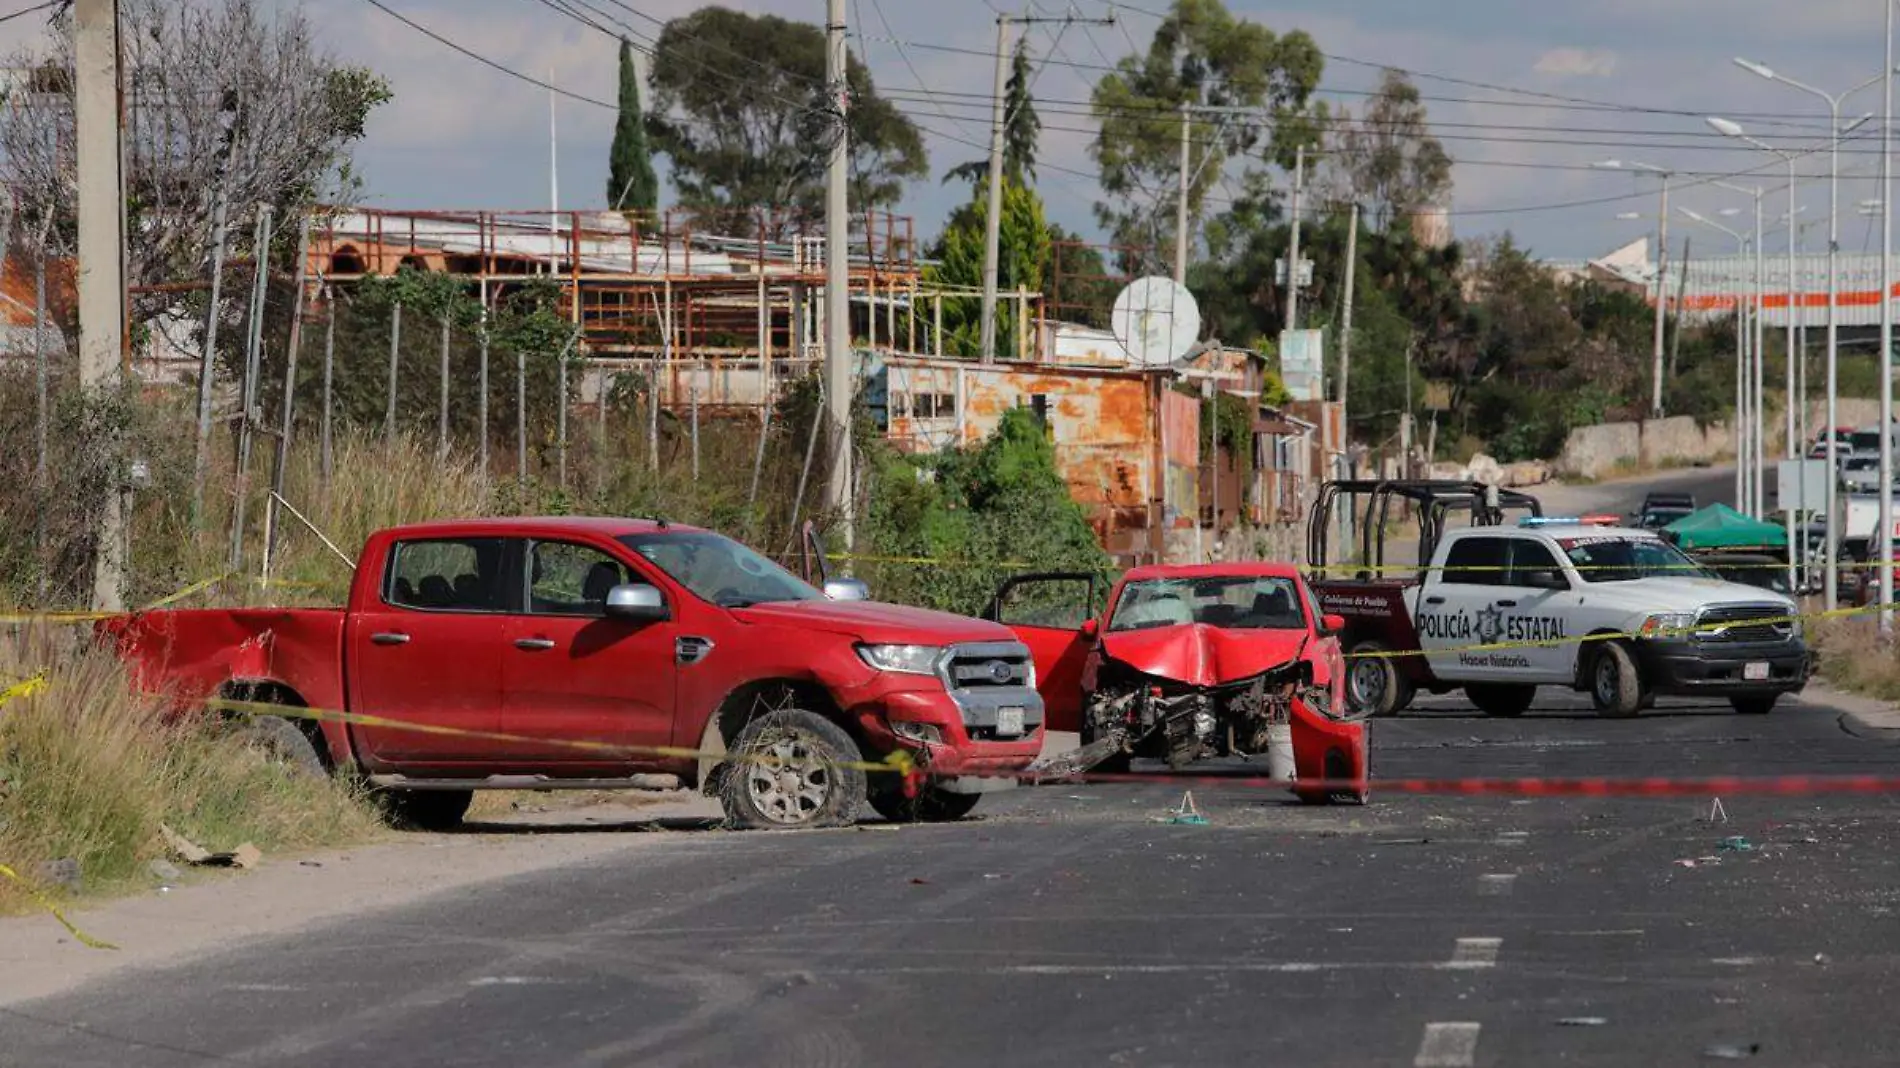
left=1085, top=656, right=1328, bottom=770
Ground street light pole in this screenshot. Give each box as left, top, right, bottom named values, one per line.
left=1734, top=59, right=1881, bottom=608
left=1715, top=181, right=1769, bottom=515
left=1882, top=0, right=1895, bottom=629
left=1681, top=207, right=1753, bottom=512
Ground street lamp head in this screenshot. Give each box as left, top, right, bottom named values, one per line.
left=1843, top=112, right=1875, bottom=135
left=1734, top=57, right=1776, bottom=79
left=1706, top=116, right=1746, bottom=137
left=1717, top=207, right=1743, bottom=217
left=1615, top=212, right=1642, bottom=220
left=1593, top=159, right=1625, bottom=170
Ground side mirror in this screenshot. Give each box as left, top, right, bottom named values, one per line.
left=603, top=583, right=669, bottom=622
left=1080, top=618, right=1100, bottom=637
left=823, top=578, right=871, bottom=602
left=1523, top=569, right=1568, bottom=591
left=1320, top=613, right=1346, bottom=636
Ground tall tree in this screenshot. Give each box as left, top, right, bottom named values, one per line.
left=1089, top=0, right=1323, bottom=273
left=0, top=0, right=390, bottom=326
left=944, top=38, right=1041, bottom=188
left=925, top=179, right=1053, bottom=358
left=1322, top=68, right=1453, bottom=230
left=645, top=7, right=927, bottom=233
left=606, top=37, right=659, bottom=212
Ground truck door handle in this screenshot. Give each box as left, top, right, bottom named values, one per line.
left=514, top=637, right=557, bottom=651
left=1424, top=596, right=1446, bottom=605
left=1495, top=599, right=1518, bottom=608
left=370, top=632, right=409, bottom=646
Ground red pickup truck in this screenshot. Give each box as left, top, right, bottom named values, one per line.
left=102, top=517, right=1046, bottom=830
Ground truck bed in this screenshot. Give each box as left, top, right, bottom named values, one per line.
left=99, top=607, right=350, bottom=714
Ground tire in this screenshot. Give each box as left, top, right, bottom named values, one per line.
left=1347, top=641, right=1415, bottom=717
left=719, top=709, right=866, bottom=830
left=1588, top=642, right=1645, bottom=718
left=235, top=715, right=326, bottom=780
left=867, top=781, right=982, bottom=823
left=378, top=789, right=473, bottom=832
left=1731, top=694, right=1779, bottom=715
left=1465, top=683, right=1536, bottom=718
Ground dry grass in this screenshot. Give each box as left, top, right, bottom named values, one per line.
left=1810, top=618, right=1900, bottom=702
left=0, top=632, right=379, bottom=910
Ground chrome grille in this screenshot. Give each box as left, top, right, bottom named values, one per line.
left=1696, top=604, right=1793, bottom=643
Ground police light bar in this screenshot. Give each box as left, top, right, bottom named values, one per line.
left=1519, top=515, right=1620, bottom=528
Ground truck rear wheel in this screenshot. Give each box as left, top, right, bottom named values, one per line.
left=378, top=789, right=472, bottom=832
left=235, top=715, right=326, bottom=780
left=720, top=709, right=866, bottom=830
left=1347, top=642, right=1414, bottom=717
left=1589, top=642, right=1644, bottom=718
left=1465, top=683, right=1535, bottom=718
left=867, top=781, right=982, bottom=823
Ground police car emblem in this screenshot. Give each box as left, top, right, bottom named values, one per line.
left=1475, top=605, right=1505, bottom=645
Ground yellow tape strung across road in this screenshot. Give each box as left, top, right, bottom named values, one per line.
left=206, top=697, right=920, bottom=779
left=0, top=863, right=118, bottom=950
left=1344, top=598, right=1889, bottom=660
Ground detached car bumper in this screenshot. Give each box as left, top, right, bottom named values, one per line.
left=1635, top=638, right=1812, bottom=696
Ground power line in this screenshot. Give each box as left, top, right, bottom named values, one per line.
left=361, top=0, right=616, bottom=110
left=0, top=0, right=59, bottom=26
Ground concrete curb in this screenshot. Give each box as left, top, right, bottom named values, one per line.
left=1802, top=680, right=1900, bottom=739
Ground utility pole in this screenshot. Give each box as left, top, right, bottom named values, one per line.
left=1174, top=101, right=1190, bottom=284
left=76, top=0, right=127, bottom=610
left=263, top=215, right=311, bottom=581
left=1283, top=145, right=1305, bottom=331
left=192, top=160, right=232, bottom=529
left=823, top=0, right=854, bottom=548
left=980, top=9, right=1114, bottom=362
left=1652, top=176, right=1671, bottom=416
left=1338, top=202, right=1359, bottom=460
left=1881, top=0, right=1895, bottom=630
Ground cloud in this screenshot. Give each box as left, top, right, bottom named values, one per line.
left=1532, top=48, right=1620, bottom=78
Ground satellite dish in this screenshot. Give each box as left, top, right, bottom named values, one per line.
left=1110, top=276, right=1202, bottom=368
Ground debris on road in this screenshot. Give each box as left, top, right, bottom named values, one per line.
left=1557, top=1017, right=1608, bottom=1027
left=1160, top=792, right=1208, bottom=825
left=160, top=825, right=261, bottom=869
left=1702, top=1042, right=1762, bottom=1059
left=1719, top=836, right=1755, bottom=853
left=1707, top=798, right=1728, bottom=823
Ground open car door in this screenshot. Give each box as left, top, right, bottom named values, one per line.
left=982, top=572, right=1103, bottom=733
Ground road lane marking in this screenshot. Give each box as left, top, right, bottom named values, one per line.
left=1447, top=937, right=1501, bottom=969
left=1478, top=874, right=1517, bottom=896
left=1414, top=1022, right=1481, bottom=1067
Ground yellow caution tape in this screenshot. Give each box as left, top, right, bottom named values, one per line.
left=1345, top=599, right=1888, bottom=660
left=0, top=674, right=47, bottom=707
left=0, top=863, right=118, bottom=950
left=206, top=698, right=919, bottom=779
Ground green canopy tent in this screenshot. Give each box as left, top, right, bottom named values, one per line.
left=1661, top=503, right=1790, bottom=553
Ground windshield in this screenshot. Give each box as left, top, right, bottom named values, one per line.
left=1710, top=562, right=1793, bottom=595
left=1852, top=431, right=1882, bottom=453
left=618, top=531, right=820, bottom=608
left=1558, top=535, right=1709, bottom=583
left=1108, top=575, right=1307, bottom=632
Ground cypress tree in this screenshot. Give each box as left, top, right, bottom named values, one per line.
left=606, top=37, right=658, bottom=212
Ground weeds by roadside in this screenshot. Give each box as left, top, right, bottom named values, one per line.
left=1810, top=619, right=1900, bottom=703
left=0, top=634, right=378, bottom=913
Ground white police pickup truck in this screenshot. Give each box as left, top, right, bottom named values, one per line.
left=1406, top=516, right=1811, bottom=717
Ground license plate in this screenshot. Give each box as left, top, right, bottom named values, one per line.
left=996, top=706, right=1025, bottom=737
left=1744, top=662, right=1770, bottom=681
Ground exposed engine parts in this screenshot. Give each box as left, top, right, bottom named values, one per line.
left=1086, top=662, right=1307, bottom=770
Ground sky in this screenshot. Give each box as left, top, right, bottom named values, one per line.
left=8, top=0, right=1900, bottom=262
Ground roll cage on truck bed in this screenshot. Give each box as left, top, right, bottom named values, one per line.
left=1304, top=480, right=1544, bottom=716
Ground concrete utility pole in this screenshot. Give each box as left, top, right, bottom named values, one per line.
left=1283, top=145, right=1305, bottom=332
left=823, top=0, right=854, bottom=548
left=980, top=9, right=1114, bottom=361
left=1338, top=202, right=1359, bottom=455
left=1881, top=0, right=1895, bottom=630
left=76, top=0, right=127, bottom=610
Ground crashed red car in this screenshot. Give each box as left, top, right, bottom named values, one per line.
left=984, top=563, right=1370, bottom=804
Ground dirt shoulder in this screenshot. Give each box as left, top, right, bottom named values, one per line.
left=0, top=792, right=723, bottom=1008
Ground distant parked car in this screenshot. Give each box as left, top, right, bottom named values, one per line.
left=1694, top=552, right=1795, bottom=597
left=1841, top=455, right=1883, bottom=493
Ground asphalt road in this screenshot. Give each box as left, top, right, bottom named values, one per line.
left=5, top=690, right=1899, bottom=1068
left=9, top=467, right=1887, bottom=1068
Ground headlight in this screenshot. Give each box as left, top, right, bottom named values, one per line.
left=1638, top=612, right=1697, bottom=639
left=856, top=643, right=944, bottom=675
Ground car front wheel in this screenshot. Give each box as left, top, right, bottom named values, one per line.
left=1589, top=642, right=1645, bottom=718
left=720, top=709, right=866, bottom=830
